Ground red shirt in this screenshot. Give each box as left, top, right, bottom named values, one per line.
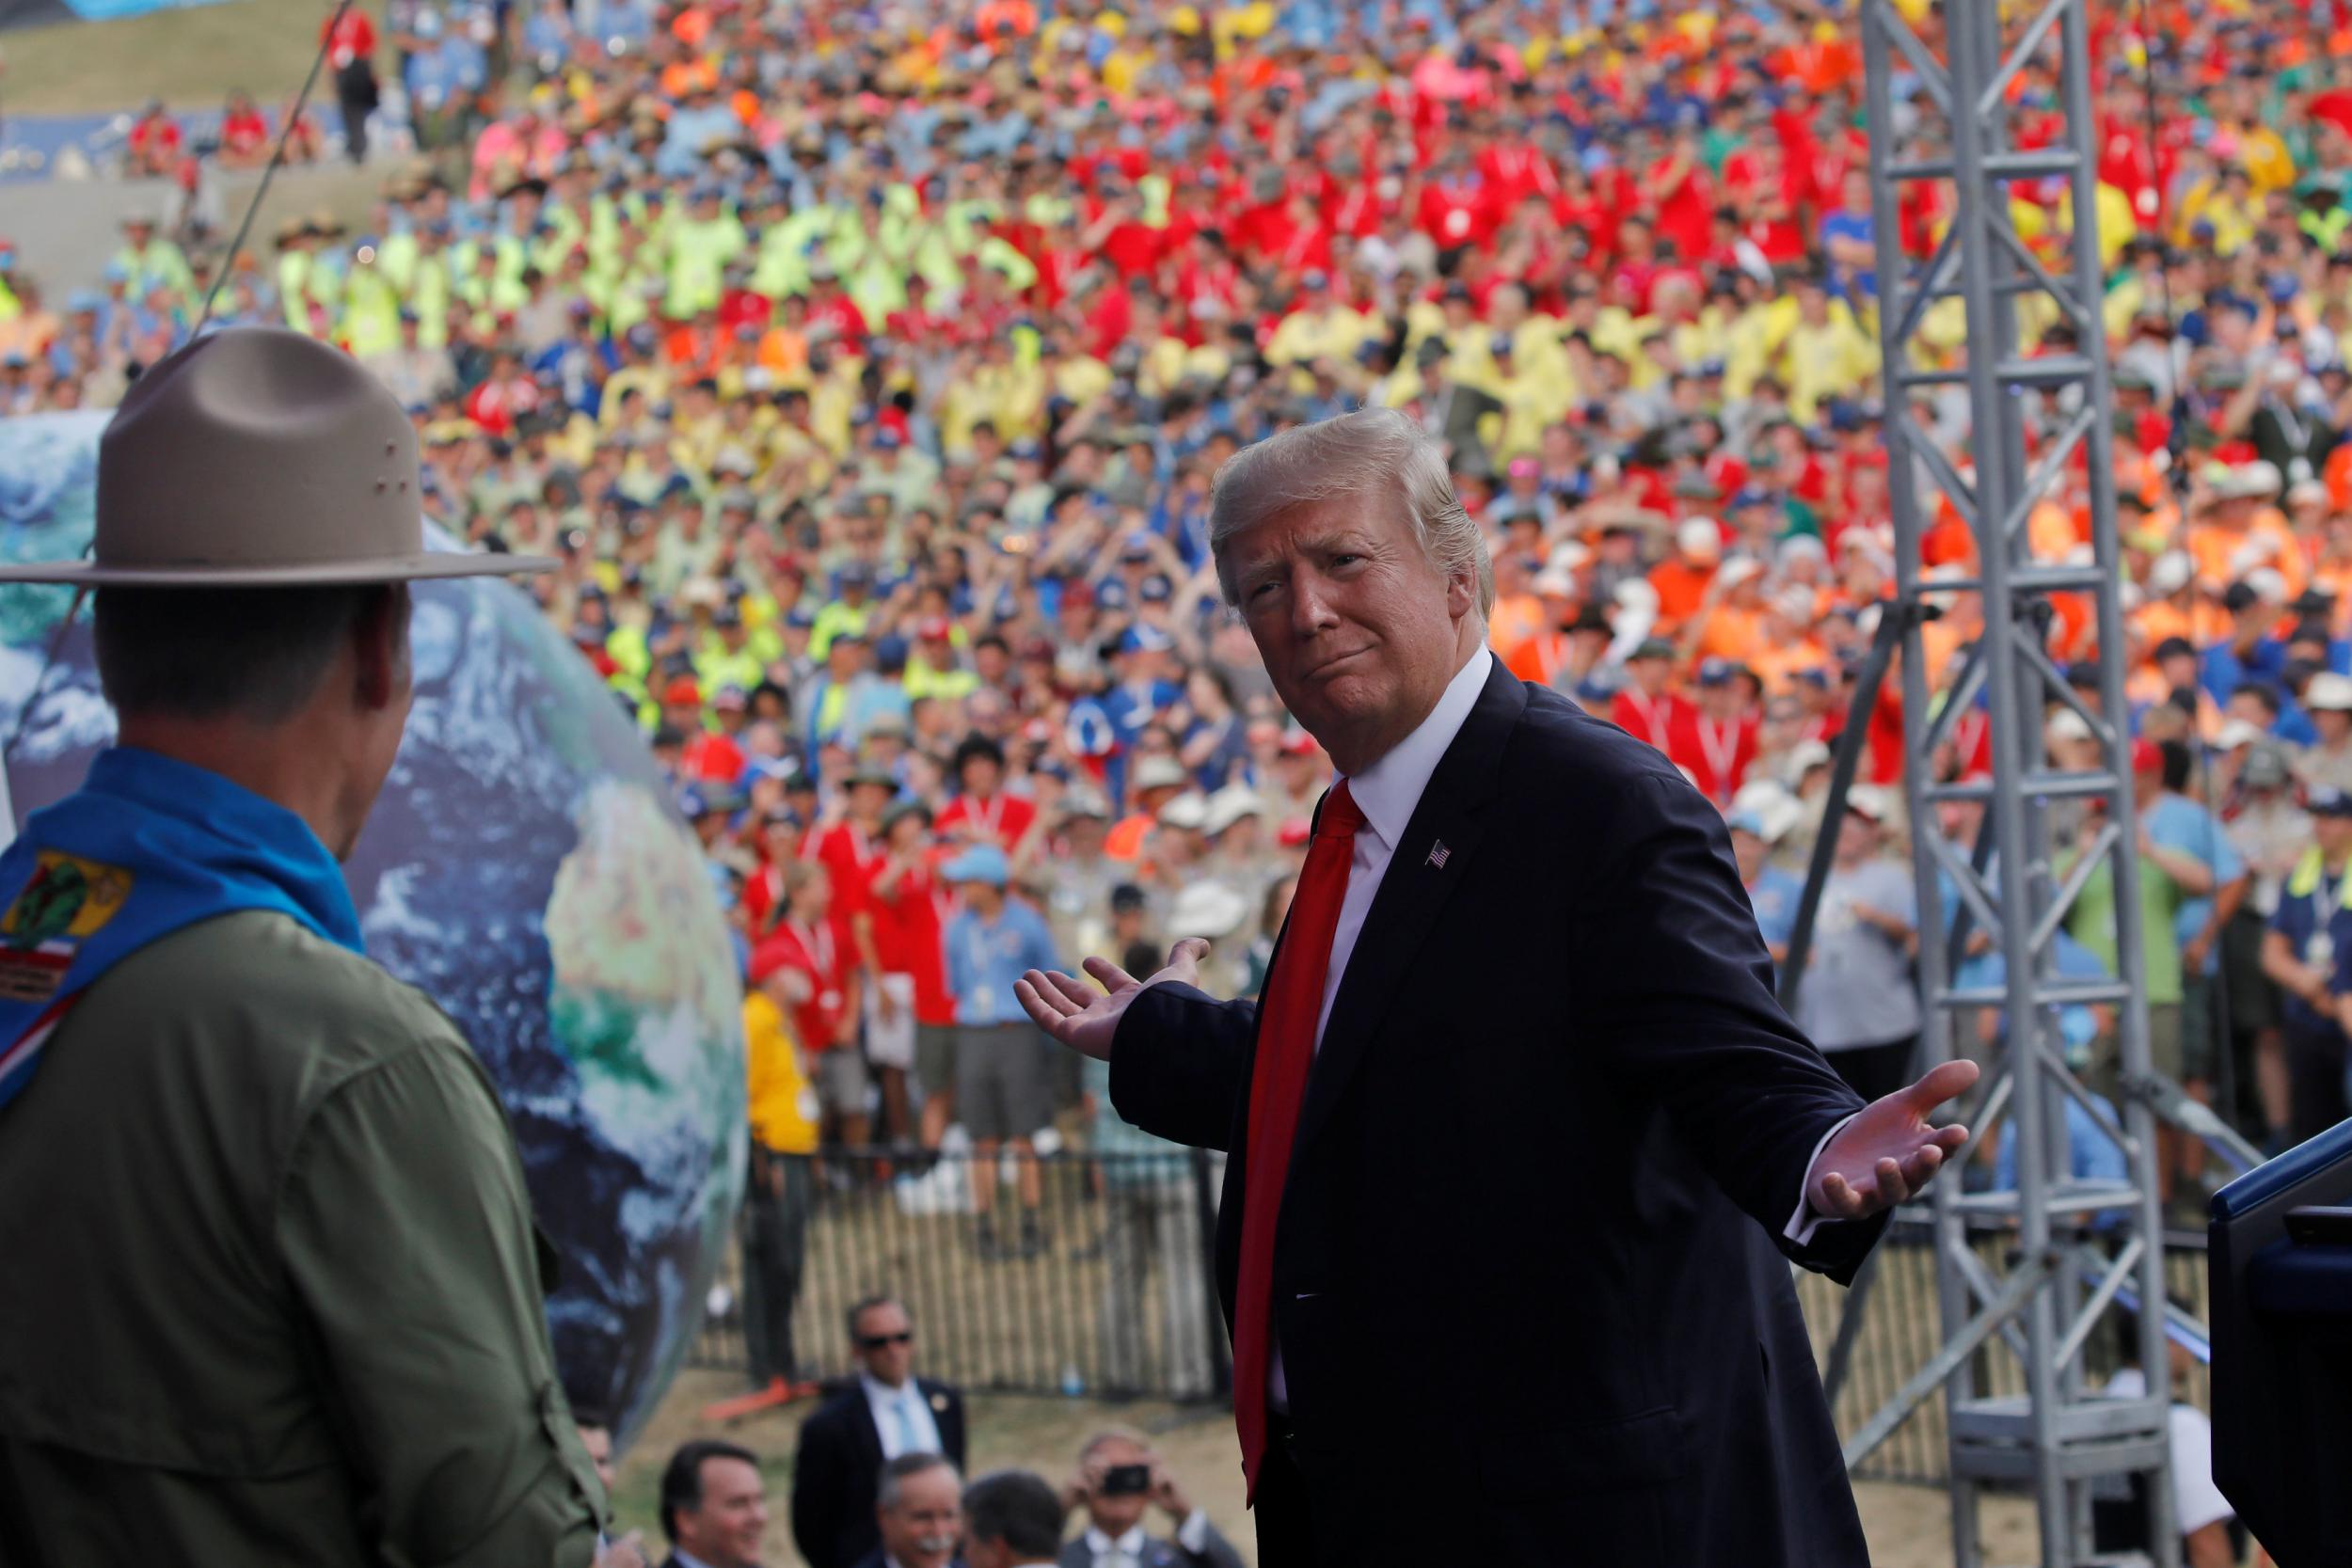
left=867, top=860, right=955, bottom=1026
left=812, top=820, right=888, bottom=942
left=221, top=106, right=269, bottom=157
left=323, top=8, right=376, bottom=68
left=1611, top=688, right=1685, bottom=753
left=1667, top=707, right=1760, bottom=808
left=934, top=790, right=1037, bottom=851
left=751, top=918, right=852, bottom=1053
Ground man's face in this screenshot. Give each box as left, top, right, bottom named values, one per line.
left=675, top=1455, right=769, bottom=1568
left=877, top=1465, right=963, bottom=1568
left=1223, top=495, right=1473, bottom=770
left=1080, top=1437, right=1153, bottom=1536
left=2319, top=814, right=2352, bottom=861
left=578, top=1424, right=615, bottom=1494
left=853, top=1300, right=916, bottom=1386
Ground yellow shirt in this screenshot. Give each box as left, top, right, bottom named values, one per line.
left=745, top=991, right=819, bottom=1155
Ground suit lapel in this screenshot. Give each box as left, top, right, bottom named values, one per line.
left=1291, top=661, right=1525, bottom=1159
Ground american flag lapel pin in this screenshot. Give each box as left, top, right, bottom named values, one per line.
left=1425, top=840, right=1450, bottom=869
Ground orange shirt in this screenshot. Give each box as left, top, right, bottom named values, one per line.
left=1505, top=630, right=1576, bottom=688
left=2187, top=515, right=2307, bottom=600
left=1488, top=592, right=1546, bottom=657
left=1694, top=603, right=1768, bottom=668
left=1647, top=558, right=1717, bottom=633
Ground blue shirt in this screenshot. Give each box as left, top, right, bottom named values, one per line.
left=2273, top=853, right=2352, bottom=1037
left=2143, top=793, right=2244, bottom=974
left=1954, top=931, right=2110, bottom=1068
left=945, top=900, right=1058, bottom=1026
left=1993, top=1091, right=2129, bottom=1212
left=1745, top=865, right=1804, bottom=974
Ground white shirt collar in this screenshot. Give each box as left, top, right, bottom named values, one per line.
left=862, top=1370, right=916, bottom=1410
left=1339, top=645, right=1493, bottom=849
left=673, top=1553, right=720, bottom=1568
left=1085, top=1523, right=1149, bottom=1559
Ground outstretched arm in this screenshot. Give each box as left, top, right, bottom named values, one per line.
left=1017, top=938, right=1257, bottom=1151
left=1575, top=773, right=1971, bottom=1276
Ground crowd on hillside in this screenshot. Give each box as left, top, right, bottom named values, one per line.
left=8, top=0, right=2352, bottom=1219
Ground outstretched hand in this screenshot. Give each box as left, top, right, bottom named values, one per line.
left=1015, top=938, right=1211, bottom=1062
left=1807, top=1059, right=1980, bottom=1222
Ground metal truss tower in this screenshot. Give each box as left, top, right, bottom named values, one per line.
left=1852, top=0, right=2179, bottom=1562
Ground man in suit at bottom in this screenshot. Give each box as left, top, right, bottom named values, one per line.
left=1018, top=408, right=1979, bottom=1567
left=792, top=1296, right=969, bottom=1568
left=1057, top=1431, right=1243, bottom=1568
left=963, top=1472, right=1069, bottom=1568
left=657, top=1440, right=767, bottom=1568
left=851, top=1453, right=964, bottom=1568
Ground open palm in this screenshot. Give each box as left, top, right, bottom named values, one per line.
left=1808, top=1059, right=1980, bottom=1221
left=1015, top=938, right=1213, bottom=1062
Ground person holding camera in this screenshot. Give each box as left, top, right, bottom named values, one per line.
left=1057, top=1432, right=1243, bottom=1568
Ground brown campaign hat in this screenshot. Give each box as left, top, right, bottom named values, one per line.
left=0, top=328, right=554, bottom=587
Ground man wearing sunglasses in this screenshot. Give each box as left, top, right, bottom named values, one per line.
left=792, top=1296, right=968, bottom=1568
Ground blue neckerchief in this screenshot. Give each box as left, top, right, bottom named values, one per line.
left=0, top=747, right=364, bottom=1116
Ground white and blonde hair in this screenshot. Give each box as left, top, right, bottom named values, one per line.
left=1206, top=408, right=1495, bottom=618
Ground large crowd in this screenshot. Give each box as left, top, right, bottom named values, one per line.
left=6, top=0, right=2352, bottom=1238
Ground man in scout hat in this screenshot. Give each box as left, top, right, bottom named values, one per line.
left=0, top=327, right=610, bottom=1564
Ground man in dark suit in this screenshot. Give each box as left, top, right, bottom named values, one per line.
left=1056, top=1430, right=1243, bottom=1568
left=1016, top=408, right=1978, bottom=1567
left=657, top=1439, right=768, bottom=1568
left=849, top=1452, right=964, bottom=1568
left=793, top=1296, right=969, bottom=1568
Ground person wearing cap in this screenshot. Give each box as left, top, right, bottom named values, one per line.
left=863, top=798, right=950, bottom=1155
left=2296, top=671, right=2352, bottom=795
left=1730, top=806, right=1804, bottom=976
left=1012, top=410, right=1968, bottom=1567
left=905, top=617, right=980, bottom=704
left=1501, top=564, right=1592, bottom=689
left=1105, top=753, right=1191, bottom=863
left=1610, top=636, right=1686, bottom=752
left=2267, top=788, right=2352, bottom=1146
left=1646, top=515, right=1723, bottom=637
left=809, top=562, right=879, bottom=661
left=801, top=626, right=881, bottom=759
left=1793, top=784, right=1925, bottom=1102
left=0, top=328, right=606, bottom=1561
left=2063, top=739, right=2222, bottom=1162
left=1669, top=656, right=1762, bottom=810
left=2225, top=741, right=2308, bottom=1149
left=2136, top=738, right=2249, bottom=1206
left=939, top=844, right=1061, bottom=1260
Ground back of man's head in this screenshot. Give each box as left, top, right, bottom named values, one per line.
left=93, top=585, right=401, bottom=724
left=961, top=1468, right=1066, bottom=1568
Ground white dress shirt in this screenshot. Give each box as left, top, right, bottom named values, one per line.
left=863, top=1371, right=942, bottom=1460
left=1082, top=1511, right=1215, bottom=1565
left=1256, top=644, right=1850, bottom=1406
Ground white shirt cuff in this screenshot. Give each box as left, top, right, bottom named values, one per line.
left=1784, top=1112, right=1860, bottom=1248
left=1176, top=1507, right=1212, bottom=1555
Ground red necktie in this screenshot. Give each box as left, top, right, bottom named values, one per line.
left=1233, top=779, right=1364, bottom=1501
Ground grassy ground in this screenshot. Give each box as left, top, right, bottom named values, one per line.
left=612, top=1369, right=2035, bottom=1567
left=0, top=0, right=368, bottom=115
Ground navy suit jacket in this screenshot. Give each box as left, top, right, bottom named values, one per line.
left=790, top=1377, right=967, bottom=1568
left=1108, top=663, right=1886, bottom=1567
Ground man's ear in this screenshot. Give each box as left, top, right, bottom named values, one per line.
left=353, top=585, right=410, bottom=711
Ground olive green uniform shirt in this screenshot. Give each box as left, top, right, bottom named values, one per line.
left=0, top=911, right=604, bottom=1564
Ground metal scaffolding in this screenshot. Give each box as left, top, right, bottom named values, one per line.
left=1851, top=0, right=2180, bottom=1562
